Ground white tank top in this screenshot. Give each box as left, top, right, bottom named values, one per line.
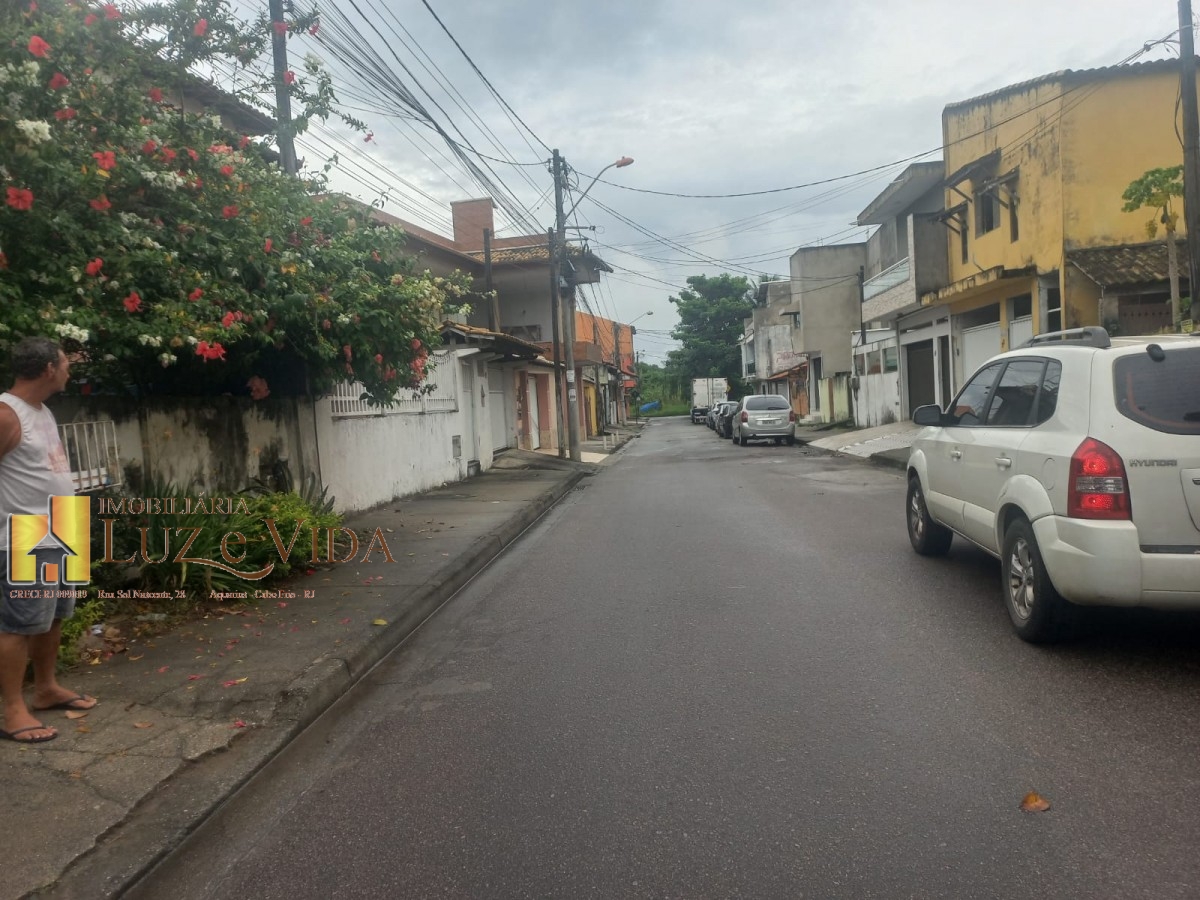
left=0, top=392, right=77, bottom=549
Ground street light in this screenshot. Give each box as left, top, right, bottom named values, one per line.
left=628, top=310, right=653, bottom=327
left=553, top=151, right=634, bottom=462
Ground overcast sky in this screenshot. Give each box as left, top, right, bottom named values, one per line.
left=282, top=0, right=1182, bottom=362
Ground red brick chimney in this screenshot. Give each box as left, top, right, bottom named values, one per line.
left=451, top=198, right=495, bottom=251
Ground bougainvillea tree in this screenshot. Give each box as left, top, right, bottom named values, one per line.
left=0, top=0, right=467, bottom=403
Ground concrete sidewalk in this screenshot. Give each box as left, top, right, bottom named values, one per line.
left=7, top=425, right=641, bottom=900
left=796, top=420, right=920, bottom=471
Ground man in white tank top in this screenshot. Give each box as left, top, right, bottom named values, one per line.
left=1, top=338, right=98, bottom=744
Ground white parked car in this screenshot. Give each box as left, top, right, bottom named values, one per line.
left=905, top=327, right=1200, bottom=643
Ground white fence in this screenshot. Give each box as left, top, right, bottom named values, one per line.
left=328, top=351, right=459, bottom=418
left=58, top=419, right=122, bottom=492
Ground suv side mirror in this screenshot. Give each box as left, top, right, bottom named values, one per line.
left=912, top=404, right=944, bottom=427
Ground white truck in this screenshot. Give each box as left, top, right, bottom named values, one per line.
left=690, top=377, right=727, bottom=424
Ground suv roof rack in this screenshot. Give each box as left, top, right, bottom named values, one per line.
left=1019, top=326, right=1111, bottom=349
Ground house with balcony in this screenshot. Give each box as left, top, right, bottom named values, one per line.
left=854, top=161, right=949, bottom=422
left=740, top=280, right=810, bottom=416
left=923, top=58, right=1199, bottom=387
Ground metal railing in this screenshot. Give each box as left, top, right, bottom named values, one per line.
left=58, top=419, right=121, bottom=492
left=329, top=351, right=459, bottom=418
left=862, top=257, right=911, bottom=301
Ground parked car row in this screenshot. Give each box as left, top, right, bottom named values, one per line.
left=703, top=396, right=797, bottom=446
left=905, top=327, right=1200, bottom=644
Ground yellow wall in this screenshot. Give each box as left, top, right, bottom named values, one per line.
left=941, top=64, right=1199, bottom=329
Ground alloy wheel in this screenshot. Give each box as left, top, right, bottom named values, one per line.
left=1007, top=537, right=1035, bottom=620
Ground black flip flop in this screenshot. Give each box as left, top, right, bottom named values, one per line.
left=0, top=725, right=58, bottom=744
left=33, top=693, right=97, bottom=712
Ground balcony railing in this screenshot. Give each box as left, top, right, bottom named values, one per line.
left=862, top=257, right=910, bottom=301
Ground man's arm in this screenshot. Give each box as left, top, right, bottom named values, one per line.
left=0, top=402, right=22, bottom=464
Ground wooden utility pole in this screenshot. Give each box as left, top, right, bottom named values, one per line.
left=1180, top=0, right=1200, bottom=329
left=268, top=0, right=298, bottom=175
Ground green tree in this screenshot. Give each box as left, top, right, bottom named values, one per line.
left=0, top=0, right=467, bottom=403
left=665, top=273, right=754, bottom=386
left=1122, top=166, right=1187, bottom=329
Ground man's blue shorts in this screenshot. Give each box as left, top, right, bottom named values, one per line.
left=0, top=549, right=78, bottom=635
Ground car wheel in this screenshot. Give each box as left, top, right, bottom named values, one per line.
left=785, top=436, right=795, bottom=446
left=1002, top=518, right=1075, bottom=644
left=906, top=477, right=952, bottom=557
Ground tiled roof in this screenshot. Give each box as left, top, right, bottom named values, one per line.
left=945, top=58, right=1188, bottom=113
left=440, top=321, right=544, bottom=357
left=1067, top=240, right=1190, bottom=288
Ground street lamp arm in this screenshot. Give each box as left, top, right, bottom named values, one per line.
left=564, top=157, right=634, bottom=221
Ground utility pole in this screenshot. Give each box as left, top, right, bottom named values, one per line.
left=268, top=0, right=298, bottom=175
left=1180, top=0, right=1200, bottom=330
left=483, top=228, right=498, bottom=332
left=613, top=319, right=622, bottom=424
left=548, top=228, right=566, bottom=458
left=552, top=149, right=582, bottom=461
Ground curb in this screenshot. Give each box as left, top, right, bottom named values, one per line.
left=42, top=471, right=585, bottom=900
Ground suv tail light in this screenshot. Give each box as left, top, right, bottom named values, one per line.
left=740, top=411, right=748, bottom=423
left=1068, top=438, right=1131, bottom=519
left=788, top=410, right=796, bottom=423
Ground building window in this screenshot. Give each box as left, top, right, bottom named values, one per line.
left=976, top=190, right=1001, bottom=235
left=1009, top=196, right=1019, bottom=242
left=1045, top=288, right=1062, bottom=332
left=884, top=346, right=898, bottom=373
left=960, top=220, right=969, bottom=264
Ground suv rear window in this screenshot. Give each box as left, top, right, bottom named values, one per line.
left=1112, top=346, right=1200, bottom=435
left=745, top=396, right=789, bottom=411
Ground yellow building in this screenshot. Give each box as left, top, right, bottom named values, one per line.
left=923, top=59, right=1195, bottom=381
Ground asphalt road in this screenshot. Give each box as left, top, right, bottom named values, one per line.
left=128, top=418, right=1200, bottom=900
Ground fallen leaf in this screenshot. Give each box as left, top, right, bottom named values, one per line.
left=187, top=674, right=205, bottom=681
left=339, top=617, right=351, bottom=625
left=69, top=770, right=83, bottom=778
left=277, top=601, right=288, bottom=608
left=128, top=654, right=144, bottom=661
left=133, top=721, right=153, bottom=729
left=222, top=677, right=249, bottom=687
left=372, top=618, right=388, bottom=626
left=65, top=710, right=88, bottom=720
left=1020, top=791, right=1051, bottom=812
left=232, top=719, right=247, bottom=728
left=157, top=666, right=169, bottom=674
left=76, top=725, right=91, bottom=734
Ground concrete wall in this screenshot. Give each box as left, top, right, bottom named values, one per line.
left=791, top=243, right=867, bottom=374
left=467, top=268, right=553, bottom=343
left=51, top=395, right=316, bottom=495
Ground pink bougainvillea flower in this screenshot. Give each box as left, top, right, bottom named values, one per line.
left=239, top=135, right=251, bottom=149
left=363, top=131, right=374, bottom=143
left=141, top=139, right=157, bottom=155
left=321, top=318, right=331, bottom=330
left=148, top=87, right=163, bottom=103
left=92, top=150, right=116, bottom=170
left=220, top=164, right=234, bottom=176
left=272, top=19, right=287, bottom=35
left=283, top=70, right=295, bottom=85
left=221, top=311, right=235, bottom=328
left=49, top=71, right=70, bottom=90
left=208, top=143, right=233, bottom=154
left=342, top=344, right=352, bottom=361
left=103, top=3, right=120, bottom=18
left=371, top=250, right=381, bottom=262
left=186, top=147, right=198, bottom=161
left=161, top=147, right=176, bottom=162
left=373, top=353, right=383, bottom=364
left=54, top=107, right=77, bottom=120
left=27, top=35, right=50, bottom=57
left=222, top=205, right=239, bottom=219
left=5, top=187, right=34, bottom=211
left=188, top=288, right=203, bottom=301
left=0, top=252, right=7, bottom=270
left=89, top=195, right=111, bottom=211
left=122, top=291, right=142, bottom=313
left=247, top=375, right=270, bottom=400
left=85, top=257, right=103, bottom=276
left=300, top=216, right=313, bottom=227
left=263, top=238, right=273, bottom=254
left=84, top=12, right=97, bottom=24
left=309, top=21, right=320, bottom=35
left=193, top=18, right=207, bottom=36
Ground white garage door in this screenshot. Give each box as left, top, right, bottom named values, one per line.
left=961, top=322, right=1003, bottom=380
left=488, top=368, right=509, bottom=451
left=1009, top=315, right=1034, bottom=350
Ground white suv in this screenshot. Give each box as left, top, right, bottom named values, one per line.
left=905, top=327, right=1200, bottom=643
